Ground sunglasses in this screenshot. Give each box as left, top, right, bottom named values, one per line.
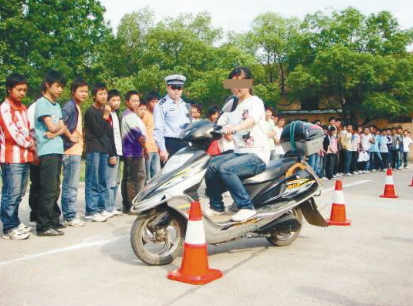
left=170, top=85, right=183, bottom=91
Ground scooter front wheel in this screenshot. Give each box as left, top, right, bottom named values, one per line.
left=266, top=207, right=303, bottom=247
left=131, top=210, right=186, bottom=265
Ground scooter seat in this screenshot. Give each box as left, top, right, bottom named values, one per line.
left=242, top=157, right=297, bottom=184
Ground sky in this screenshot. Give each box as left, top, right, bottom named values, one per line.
left=99, top=0, right=413, bottom=34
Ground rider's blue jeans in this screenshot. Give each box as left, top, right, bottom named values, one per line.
left=205, top=153, right=266, bottom=212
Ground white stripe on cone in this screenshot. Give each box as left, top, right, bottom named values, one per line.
left=185, top=220, right=206, bottom=245
left=385, top=175, right=394, bottom=185
left=332, top=190, right=345, bottom=205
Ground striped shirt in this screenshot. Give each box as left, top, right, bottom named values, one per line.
left=0, top=99, right=34, bottom=163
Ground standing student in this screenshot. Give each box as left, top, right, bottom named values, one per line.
left=34, top=70, right=67, bottom=236
left=60, top=78, right=88, bottom=227
left=104, top=89, right=123, bottom=216
left=379, top=129, right=389, bottom=171
left=265, top=106, right=277, bottom=160
left=0, top=73, right=35, bottom=239
left=326, top=127, right=338, bottom=180
left=84, top=83, right=116, bottom=222
left=121, top=91, right=147, bottom=214
left=359, top=127, right=372, bottom=173
left=402, top=130, right=412, bottom=168
left=340, top=124, right=353, bottom=176
left=274, top=116, right=285, bottom=159
left=142, top=91, right=161, bottom=181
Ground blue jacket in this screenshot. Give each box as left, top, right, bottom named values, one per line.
left=62, top=100, right=80, bottom=151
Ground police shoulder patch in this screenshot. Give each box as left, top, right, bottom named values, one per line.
left=158, top=98, right=167, bottom=105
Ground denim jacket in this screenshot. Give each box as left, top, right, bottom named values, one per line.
left=62, top=100, right=80, bottom=150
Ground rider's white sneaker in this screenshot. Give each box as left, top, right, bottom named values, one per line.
left=230, top=209, right=257, bottom=222
left=204, top=207, right=225, bottom=217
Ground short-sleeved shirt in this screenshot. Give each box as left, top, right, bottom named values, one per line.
left=265, top=119, right=276, bottom=151
left=153, top=95, right=191, bottom=152
left=379, top=135, right=389, bottom=153
left=121, top=109, right=147, bottom=158
left=34, top=97, right=64, bottom=156
left=142, top=111, right=158, bottom=153
left=274, top=126, right=285, bottom=155
left=219, top=95, right=270, bottom=164
left=403, top=136, right=412, bottom=152
left=360, top=134, right=372, bottom=151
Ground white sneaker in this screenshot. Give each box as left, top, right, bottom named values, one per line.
left=230, top=209, right=257, bottom=222
left=204, top=207, right=225, bottom=217
left=345, top=173, right=352, bottom=176
left=18, top=223, right=32, bottom=234
left=85, top=213, right=108, bottom=222
left=321, top=177, right=328, bottom=181
left=66, top=216, right=85, bottom=227
left=100, top=210, right=113, bottom=218
left=2, top=228, right=30, bottom=240
left=372, top=169, right=377, bottom=172
left=111, top=210, right=123, bottom=216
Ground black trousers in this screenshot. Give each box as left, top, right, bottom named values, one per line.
left=29, top=164, right=40, bottom=222
left=36, top=154, right=62, bottom=233
left=350, top=151, right=359, bottom=173
left=165, top=137, right=187, bottom=158
left=122, top=157, right=146, bottom=211
left=326, top=154, right=336, bottom=180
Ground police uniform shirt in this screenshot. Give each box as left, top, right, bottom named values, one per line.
left=153, top=95, right=191, bottom=152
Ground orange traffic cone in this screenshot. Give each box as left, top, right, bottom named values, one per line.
left=409, top=175, right=413, bottom=187
left=380, top=168, right=399, bottom=198
left=167, top=201, right=222, bottom=285
left=326, top=180, right=351, bottom=226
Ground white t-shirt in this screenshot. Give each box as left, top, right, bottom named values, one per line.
left=111, top=111, right=123, bottom=156
left=360, top=134, right=372, bottom=151
left=27, top=102, right=36, bottom=131
left=218, top=95, right=270, bottom=164
left=265, top=119, right=276, bottom=151
left=403, top=136, right=412, bottom=152
left=350, top=133, right=360, bottom=152
left=274, top=126, right=285, bottom=155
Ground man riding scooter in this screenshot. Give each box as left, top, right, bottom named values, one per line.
left=205, top=67, right=270, bottom=222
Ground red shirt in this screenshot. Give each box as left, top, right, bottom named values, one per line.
left=0, top=99, right=34, bottom=163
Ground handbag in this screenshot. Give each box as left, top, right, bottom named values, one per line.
left=358, top=151, right=370, bottom=162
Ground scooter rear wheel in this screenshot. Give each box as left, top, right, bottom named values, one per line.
left=131, top=210, right=186, bottom=265
left=266, top=207, right=303, bottom=247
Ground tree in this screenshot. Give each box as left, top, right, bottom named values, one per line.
left=0, top=0, right=111, bottom=101
left=237, top=13, right=301, bottom=95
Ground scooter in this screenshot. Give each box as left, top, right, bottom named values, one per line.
left=130, top=116, right=328, bottom=265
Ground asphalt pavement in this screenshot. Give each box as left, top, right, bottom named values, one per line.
left=0, top=169, right=412, bottom=306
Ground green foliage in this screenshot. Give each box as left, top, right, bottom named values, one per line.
left=1, top=4, right=413, bottom=122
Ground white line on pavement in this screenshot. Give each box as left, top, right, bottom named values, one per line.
left=0, top=237, right=122, bottom=268
left=322, top=180, right=372, bottom=193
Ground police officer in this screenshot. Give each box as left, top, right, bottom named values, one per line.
left=153, top=74, right=191, bottom=163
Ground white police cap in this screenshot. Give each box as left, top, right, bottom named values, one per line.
left=165, top=74, right=186, bottom=86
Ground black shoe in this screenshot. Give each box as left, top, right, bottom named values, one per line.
left=37, top=229, right=65, bottom=236
left=55, top=223, right=67, bottom=229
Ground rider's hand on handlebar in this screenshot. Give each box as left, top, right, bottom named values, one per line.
left=223, top=125, right=238, bottom=135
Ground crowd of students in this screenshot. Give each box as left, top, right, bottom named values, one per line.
left=0, top=70, right=169, bottom=240
left=305, top=118, right=412, bottom=180
left=1, top=70, right=412, bottom=240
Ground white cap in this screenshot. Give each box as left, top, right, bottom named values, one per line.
left=164, top=74, right=186, bottom=86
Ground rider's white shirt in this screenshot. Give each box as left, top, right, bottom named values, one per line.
left=218, top=95, right=270, bottom=164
